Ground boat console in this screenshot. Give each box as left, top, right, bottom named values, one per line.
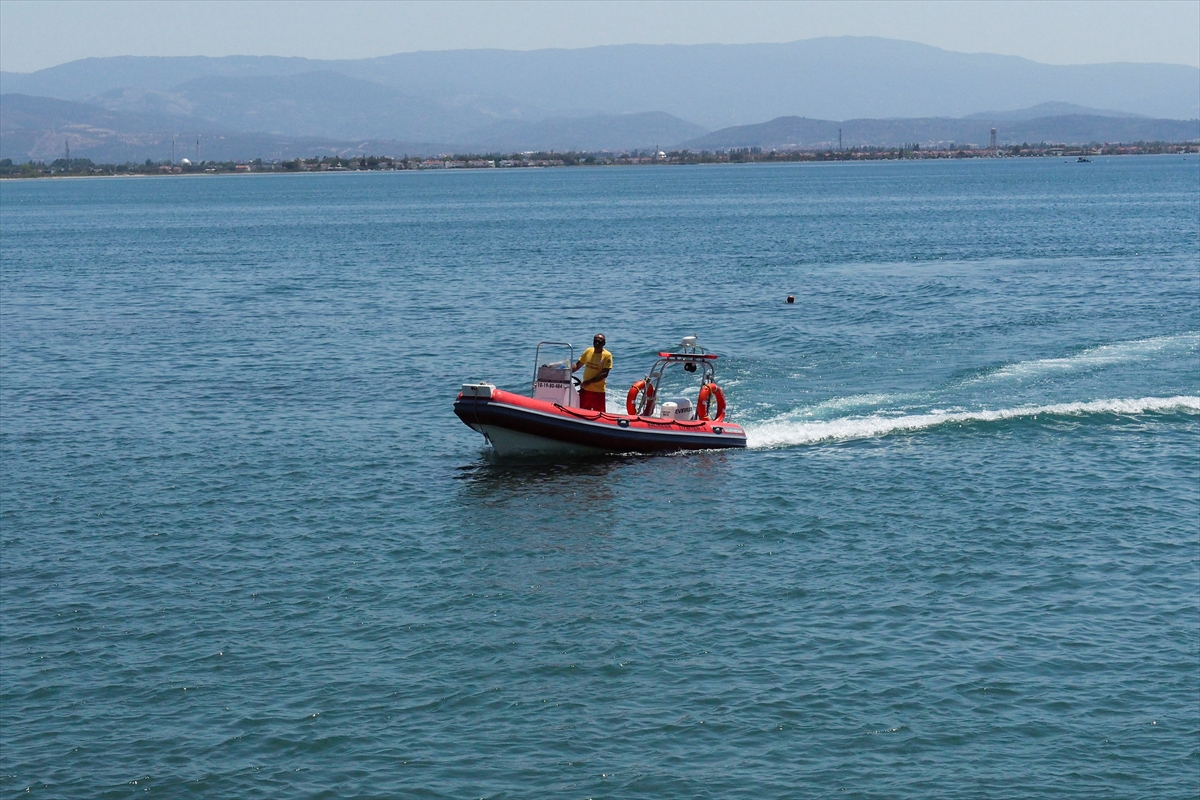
left=531, top=342, right=579, bottom=407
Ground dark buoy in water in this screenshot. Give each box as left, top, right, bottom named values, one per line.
left=786, top=295, right=795, bottom=304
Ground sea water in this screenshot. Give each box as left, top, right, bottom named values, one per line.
left=1, top=157, right=1197, bottom=798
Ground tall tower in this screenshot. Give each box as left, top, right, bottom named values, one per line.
left=990, top=128, right=997, bottom=152
left=65, top=139, right=70, bottom=164
left=838, top=128, right=843, bottom=151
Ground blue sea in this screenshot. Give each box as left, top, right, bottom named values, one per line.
left=1, top=158, right=1197, bottom=798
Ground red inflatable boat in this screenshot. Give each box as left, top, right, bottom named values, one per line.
left=455, top=338, right=746, bottom=457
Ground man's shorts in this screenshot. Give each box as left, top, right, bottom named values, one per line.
left=579, top=389, right=606, bottom=412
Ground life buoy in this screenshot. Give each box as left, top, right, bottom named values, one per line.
left=626, top=380, right=656, bottom=416
left=697, top=383, right=726, bottom=423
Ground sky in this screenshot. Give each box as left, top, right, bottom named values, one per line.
left=1, top=0, right=1198, bottom=74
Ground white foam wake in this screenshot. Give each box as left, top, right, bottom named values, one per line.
left=971, top=333, right=1199, bottom=384
left=744, top=396, right=1200, bottom=450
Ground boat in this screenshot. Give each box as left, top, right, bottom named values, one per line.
left=454, top=337, right=747, bottom=457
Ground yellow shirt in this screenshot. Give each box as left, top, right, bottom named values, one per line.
left=578, top=346, right=613, bottom=393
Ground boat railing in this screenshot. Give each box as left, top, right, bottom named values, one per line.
left=641, top=338, right=719, bottom=414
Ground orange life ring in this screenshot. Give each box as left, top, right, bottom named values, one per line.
left=626, top=380, right=656, bottom=416
left=697, top=383, right=726, bottom=422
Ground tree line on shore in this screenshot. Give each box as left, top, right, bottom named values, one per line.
left=3, top=142, right=1196, bottom=178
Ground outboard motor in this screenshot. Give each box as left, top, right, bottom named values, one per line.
left=657, top=397, right=694, bottom=420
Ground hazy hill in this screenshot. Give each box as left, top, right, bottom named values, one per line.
left=0, top=93, right=188, bottom=162
left=681, top=117, right=839, bottom=150
left=0, top=93, right=702, bottom=161
left=5, top=70, right=698, bottom=156
left=0, top=94, right=451, bottom=162
left=963, top=102, right=1148, bottom=121
left=0, top=92, right=184, bottom=134
left=459, top=112, right=707, bottom=153
left=6, top=88, right=1197, bottom=164
left=145, top=72, right=503, bottom=142
left=3, top=38, right=1197, bottom=127
left=681, top=114, right=1200, bottom=150
left=0, top=55, right=326, bottom=100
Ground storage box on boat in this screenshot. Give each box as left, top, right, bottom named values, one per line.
left=461, top=382, right=495, bottom=398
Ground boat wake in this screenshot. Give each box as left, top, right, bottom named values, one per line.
left=744, top=396, right=1200, bottom=450
left=967, top=333, right=1199, bottom=385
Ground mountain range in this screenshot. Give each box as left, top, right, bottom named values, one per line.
left=681, top=110, right=1200, bottom=151
left=2, top=38, right=1197, bottom=162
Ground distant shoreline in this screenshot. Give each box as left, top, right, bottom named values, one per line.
left=2, top=145, right=1196, bottom=180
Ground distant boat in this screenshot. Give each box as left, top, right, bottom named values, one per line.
left=1077, top=156, right=1092, bottom=162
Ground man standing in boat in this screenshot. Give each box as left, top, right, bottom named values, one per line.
left=573, top=333, right=612, bottom=412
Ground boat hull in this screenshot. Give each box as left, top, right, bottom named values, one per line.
left=455, top=388, right=746, bottom=457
